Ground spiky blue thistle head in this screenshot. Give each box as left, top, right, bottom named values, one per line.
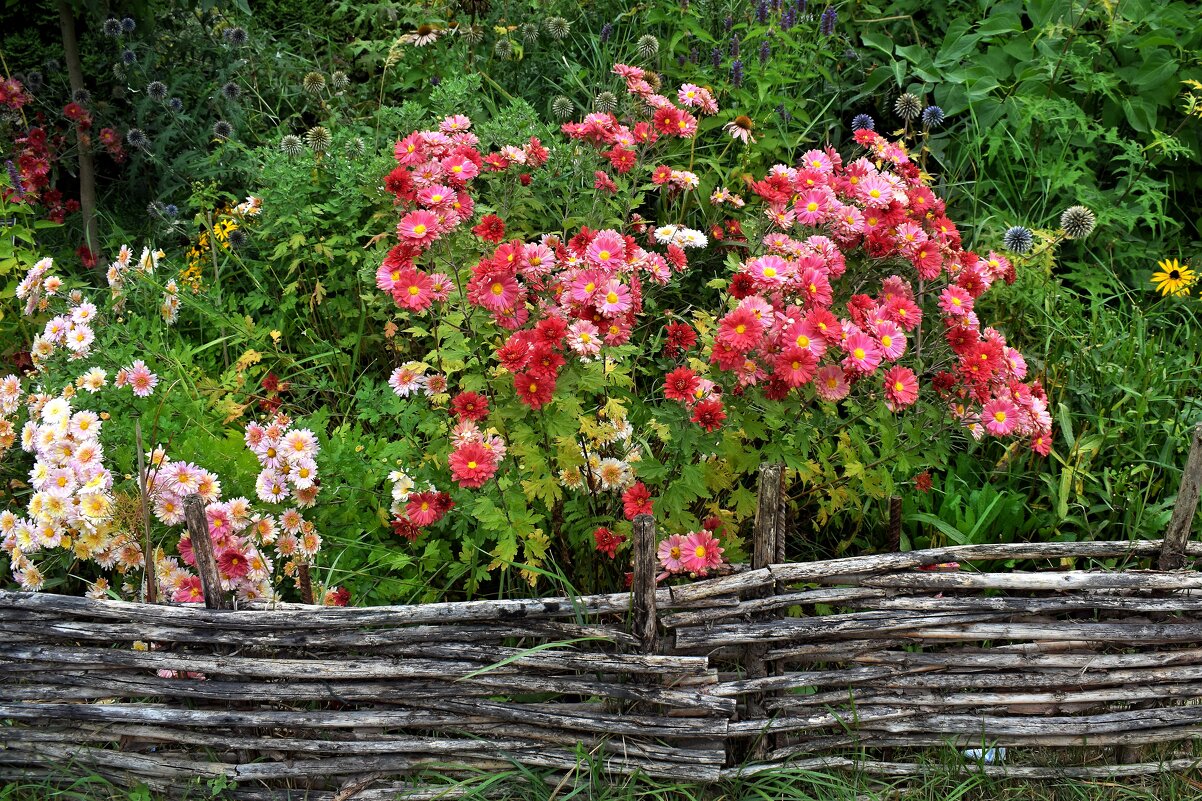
left=168, top=97, right=183, bottom=113
left=121, top=49, right=137, bottom=65
left=1003, top=226, right=1034, bottom=254
left=121, top=17, right=136, bottom=33
left=164, top=203, right=179, bottom=218
left=103, top=18, right=122, bottom=37
left=851, top=113, right=874, bottom=131
left=921, top=105, right=945, bottom=128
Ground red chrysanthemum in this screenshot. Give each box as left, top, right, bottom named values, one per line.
left=451, top=391, right=490, bottom=422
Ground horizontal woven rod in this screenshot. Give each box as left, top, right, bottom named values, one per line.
left=1, top=724, right=721, bottom=766
left=853, top=646, right=1202, bottom=671
left=0, top=740, right=724, bottom=783
left=868, top=595, right=1202, bottom=614
left=849, top=704, right=1202, bottom=736
left=0, top=587, right=734, bottom=630
left=764, top=639, right=904, bottom=662
left=0, top=643, right=706, bottom=682
left=773, top=728, right=1202, bottom=750
left=901, top=621, right=1202, bottom=643
left=713, top=665, right=923, bottom=696
left=660, top=588, right=890, bottom=628
left=743, top=662, right=1202, bottom=692
left=674, top=611, right=1005, bottom=649
left=767, top=681, right=1202, bottom=710
left=662, top=540, right=1200, bottom=602
left=0, top=700, right=726, bottom=738
left=721, top=755, right=1202, bottom=780
left=835, top=571, right=1202, bottom=591
left=0, top=617, right=645, bottom=652
left=1, top=670, right=734, bottom=714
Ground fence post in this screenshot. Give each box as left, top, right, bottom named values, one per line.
left=184, top=493, right=231, bottom=610
left=1160, top=424, right=1202, bottom=571
left=632, top=514, right=659, bottom=655
left=746, top=463, right=785, bottom=758
left=887, top=495, right=903, bottom=553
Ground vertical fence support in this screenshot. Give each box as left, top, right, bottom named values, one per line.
left=745, top=463, right=785, bottom=759
left=1160, top=424, right=1202, bottom=571
left=632, top=514, right=659, bottom=655
left=887, top=495, right=903, bottom=554
left=184, top=493, right=231, bottom=610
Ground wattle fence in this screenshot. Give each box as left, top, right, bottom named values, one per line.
left=2, top=427, right=1201, bottom=799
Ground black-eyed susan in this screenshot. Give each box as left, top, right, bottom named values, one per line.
left=1151, top=259, right=1196, bottom=297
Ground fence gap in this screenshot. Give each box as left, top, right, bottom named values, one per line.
left=184, top=493, right=231, bottom=610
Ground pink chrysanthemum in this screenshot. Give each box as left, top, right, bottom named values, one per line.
left=716, top=307, right=763, bottom=353
left=681, top=530, right=724, bottom=573
left=397, top=210, right=439, bottom=243
left=596, top=279, right=632, bottom=315
left=814, top=364, right=850, bottom=402
left=982, top=398, right=1019, bottom=437
left=938, top=285, right=973, bottom=317
left=392, top=267, right=434, bottom=312
left=658, top=534, right=687, bottom=573
left=448, top=441, right=498, bottom=489
left=882, top=366, right=919, bottom=411
left=842, top=332, right=882, bottom=374
left=873, top=321, right=907, bottom=360
left=586, top=230, right=626, bottom=267
left=127, top=360, right=158, bottom=397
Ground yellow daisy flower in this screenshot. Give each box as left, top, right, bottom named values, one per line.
left=1152, top=259, right=1196, bottom=296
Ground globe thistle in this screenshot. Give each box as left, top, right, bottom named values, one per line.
left=147, top=201, right=164, bottom=218
left=147, top=80, right=168, bottom=102
left=305, top=126, right=331, bottom=153
left=72, top=88, right=92, bottom=105
left=163, top=203, right=179, bottom=218
left=921, top=105, right=945, bottom=128
left=227, top=227, right=248, bottom=248
left=551, top=95, right=574, bottom=119
left=221, top=81, right=241, bottom=101
left=600, top=22, right=614, bottom=42
left=103, top=17, right=122, bottom=37
left=851, top=113, right=874, bottom=131
left=212, top=120, right=233, bottom=140
left=594, top=90, right=618, bottom=114
left=331, top=70, right=350, bottom=90
left=637, top=34, right=659, bottom=62
left=168, top=97, right=184, bottom=113
left=520, top=23, right=539, bottom=45
left=345, top=137, right=365, bottom=158
left=280, top=134, right=304, bottom=157
left=121, top=49, right=137, bottom=65
left=126, top=128, right=149, bottom=149
left=1060, top=205, right=1096, bottom=239
left=121, top=17, right=136, bottom=33
left=302, top=71, right=326, bottom=94
left=223, top=26, right=248, bottom=46
left=43, top=58, right=61, bottom=75
left=894, top=92, right=921, bottom=121
left=1003, top=226, right=1034, bottom=255
left=544, top=16, right=570, bottom=41
left=25, top=71, right=43, bottom=92
left=462, top=24, right=485, bottom=45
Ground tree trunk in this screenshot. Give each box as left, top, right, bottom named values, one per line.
left=56, top=0, right=100, bottom=268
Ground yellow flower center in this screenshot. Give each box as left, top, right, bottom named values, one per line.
left=606, top=291, right=619, bottom=304
left=763, top=267, right=777, bottom=278
left=881, top=335, right=892, bottom=348
left=694, top=545, right=707, bottom=558
left=467, top=461, right=477, bottom=470
left=806, top=202, right=819, bottom=212
left=993, top=411, right=1007, bottom=423
left=491, top=283, right=504, bottom=296
left=408, top=285, right=420, bottom=296
left=412, top=224, right=426, bottom=235
left=853, top=348, right=866, bottom=360
left=735, top=324, right=746, bottom=335
left=598, top=250, right=610, bottom=261
left=894, top=381, right=905, bottom=392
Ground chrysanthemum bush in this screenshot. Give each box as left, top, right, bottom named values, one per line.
left=369, top=63, right=1049, bottom=593
left=0, top=246, right=346, bottom=604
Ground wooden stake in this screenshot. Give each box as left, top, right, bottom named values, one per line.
left=183, top=494, right=230, bottom=610
left=298, top=564, right=315, bottom=605
left=886, top=496, right=903, bottom=553
left=632, top=514, right=659, bottom=655
left=746, top=463, right=785, bottom=757
left=1160, top=424, right=1202, bottom=571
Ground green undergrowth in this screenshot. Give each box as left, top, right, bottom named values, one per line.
left=3, top=760, right=1201, bottom=801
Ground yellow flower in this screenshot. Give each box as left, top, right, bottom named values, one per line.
left=1151, top=259, right=1196, bottom=297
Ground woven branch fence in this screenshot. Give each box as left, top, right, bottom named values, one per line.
left=2, top=425, right=1202, bottom=798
